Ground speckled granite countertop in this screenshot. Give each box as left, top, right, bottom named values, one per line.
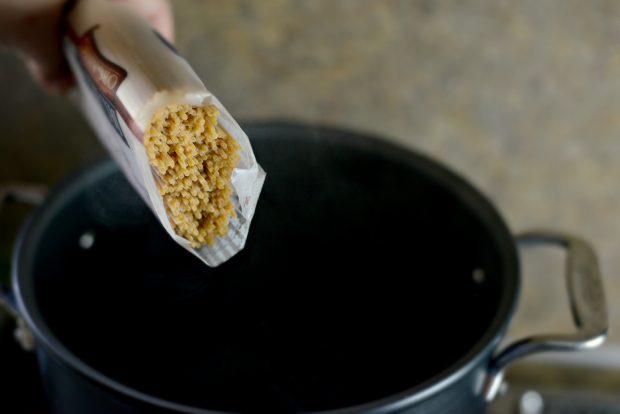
left=1, top=0, right=619, bottom=348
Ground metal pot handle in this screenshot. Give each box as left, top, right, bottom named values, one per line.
left=0, top=184, right=48, bottom=351
left=483, top=229, right=608, bottom=401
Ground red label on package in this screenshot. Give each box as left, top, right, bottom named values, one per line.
left=68, top=25, right=143, bottom=142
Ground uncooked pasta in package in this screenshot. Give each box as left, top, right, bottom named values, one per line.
left=63, top=0, right=265, bottom=266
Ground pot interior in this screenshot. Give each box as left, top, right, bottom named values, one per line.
left=22, top=124, right=518, bottom=413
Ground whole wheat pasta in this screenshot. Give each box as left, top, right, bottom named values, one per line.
left=144, top=104, right=240, bottom=247
left=64, top=0, right=265, bottom=266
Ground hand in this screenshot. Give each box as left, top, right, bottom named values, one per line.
left=0, top=0, right=174, bottom=93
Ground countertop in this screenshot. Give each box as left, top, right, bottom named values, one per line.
left=1, top=0, right=619, bottom=348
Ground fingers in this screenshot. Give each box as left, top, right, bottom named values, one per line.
left=6, top=0, right=74, bottom=93
left=25, top=56, right=74, bottom=94
left=2, top=0, right=175, bottom=94
left=110, top=0, right=174, bottom=42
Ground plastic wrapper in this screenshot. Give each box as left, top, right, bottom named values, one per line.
left=62, top=0, right=265, bottom=267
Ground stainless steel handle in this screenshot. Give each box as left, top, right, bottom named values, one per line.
left=0, top=184, right=47, bottom=210
left=0, top=287, right=35, bottom=351
left=0, top=184, right=48, bottom=351
left=483, top=230, right=608, bottom=401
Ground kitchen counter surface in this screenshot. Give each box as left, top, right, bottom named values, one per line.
left=1, top=0, right=619, bottom=346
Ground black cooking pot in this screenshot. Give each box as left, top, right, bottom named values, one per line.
left=0, top=123, right=608, bottom=414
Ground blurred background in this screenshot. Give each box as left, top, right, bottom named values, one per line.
left=1, top=0, right=620, bottom=403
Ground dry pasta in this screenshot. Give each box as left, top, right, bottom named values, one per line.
left=65, top=0, right=265, bottom=266
left=144, top=104, right=240, bottom=247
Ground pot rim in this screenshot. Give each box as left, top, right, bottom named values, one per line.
left=12, top=123, right=520, bottom=414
